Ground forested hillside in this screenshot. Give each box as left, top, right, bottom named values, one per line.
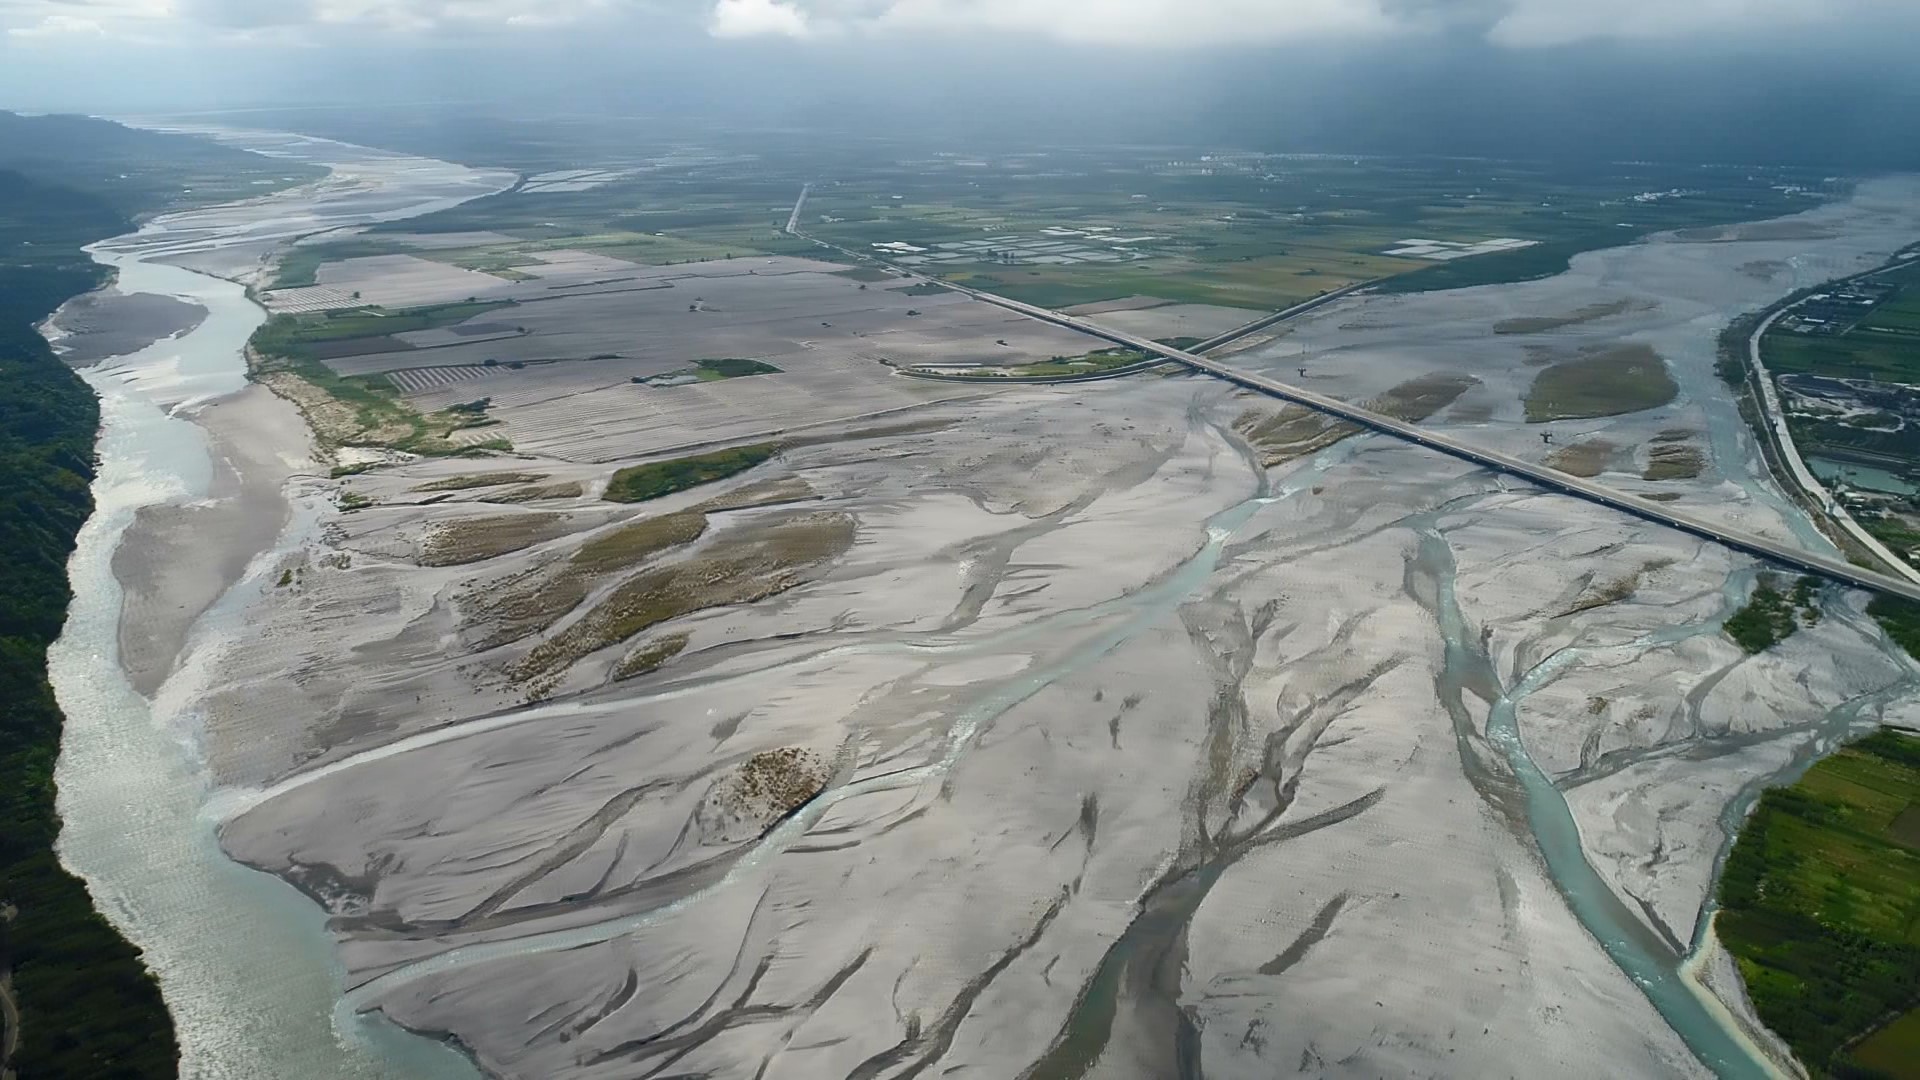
left=0, top=111, right=317, bottom=219
left=0, top=168, right=178, bottom=1079
left=0, top=112, right=319, bottom=1079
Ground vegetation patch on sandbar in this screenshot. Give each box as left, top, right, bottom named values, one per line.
left=419, top=513, right=568, bottom=566
left=1234, top=405, right=1357, bottom=467
left=1643, top=441, right=1706, bottom=481
left=1493, top=299, right=1636, bottom=335
left=412, top=472, right=548, bottom=492
left=570, top=512, right=710, bottom=575
left=1233, top=374, right=1475, bottom=468
left=466, top=510, right=713, bottom=650
left=508, top=512, right=854, bottom=691
left=1524, top=344, right=1678, bottom=423
left=1545, top=438, right=1618, bottom=478
left=691, top=477, right=814, bottom=512
left=696, top=747, right=831, bottom=842
left=1367, top=372, right=1480, bottom=422
left=614, top=633, right=691, bottom=680
left=1553, top=563, right=1667, bottom=617
left=477, top=481, right=584, bottom=504
left=1869, top=595, right=1920, bottom=664
left=639, top=357, right=782, bottom=386
left=1724, top=573, right=1819, bottom=653
left=604, top=443, right=780, bottom=503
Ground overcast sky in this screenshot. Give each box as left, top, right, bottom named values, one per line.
left=1, top=0, right=1912, bottom=48
left=2, top=0, right=1914, bottom=165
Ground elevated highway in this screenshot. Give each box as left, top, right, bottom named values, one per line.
left=942, top=274, right=1920, bottom=604
left=790, top=213, right=1920, bottom=602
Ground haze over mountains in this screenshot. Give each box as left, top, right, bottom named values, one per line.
left=3, top=0, right=1917, bottom=167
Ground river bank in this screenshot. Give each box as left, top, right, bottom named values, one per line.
left=47, top=131, right=511, bottom=1079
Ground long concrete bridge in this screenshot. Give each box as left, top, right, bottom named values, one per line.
left=942, top=274, right=1920, bottom=604
left=789, top=209, right=1920, bottom=602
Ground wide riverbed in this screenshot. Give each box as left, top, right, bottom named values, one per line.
left=42, top=137, right=1920, bottom=1080
left=47, top=132, right=511, bottom=1079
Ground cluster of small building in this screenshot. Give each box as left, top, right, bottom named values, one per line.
left=1783, top=280, right=1895, bottom=334
left=1630, top=188, right=1695, bottom=203
left=1380, top=236, right=1538, bottom=261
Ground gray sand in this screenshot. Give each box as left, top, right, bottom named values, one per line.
left=50, top=288, right=208, bottom=364
left=112, top=384, right=311, bottom=696
left=103, top=173, right=1920, bottom=1079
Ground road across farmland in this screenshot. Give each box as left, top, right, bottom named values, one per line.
left=1739, top=260, right=1920, bottom=586
left=784, top=183, right=811, bottom=237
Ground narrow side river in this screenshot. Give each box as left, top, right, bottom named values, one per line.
left=46, top=131, right=510, bottom=1080
left=1416, top=521, right=1775, bottom=1079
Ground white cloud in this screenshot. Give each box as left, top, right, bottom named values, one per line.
left=709, top=0, right=810, bottom=37
left=307, top=0, right=617, bottom=31
left=1, top=0, right=166, bottom=36
left=8, top=12, right=107, bottom=36
left=0, top=0, right=630, bottom=39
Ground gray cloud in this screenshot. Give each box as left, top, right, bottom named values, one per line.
left=691, top=0, right=1908, bottom=47
left=1487, top=0, right=1912, bottom=46
left=1, top=0, right=1908, bottom=46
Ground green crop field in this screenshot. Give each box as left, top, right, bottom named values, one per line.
left=1766, top=332, right=1920, bottom=384
left=1851, top=1008, right=1920, bottom=1078
left=248, top=301, right=520, bottom=454
left=1716, top=729, right=1920, bottom=1079
left=359, top=142, right=1837, bottom=313
left=251, top=300, right=516, bottom=360
left=792, top=155, right=1834, bottom=309
left=1866, top=301, right=1920, bottom=335
left=940, top=251, right=1395, bottom=312
left=1767, top=261, right=1920, bottom=382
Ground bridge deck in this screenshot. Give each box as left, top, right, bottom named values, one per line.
left=951, top=278, right=1920, bottom=605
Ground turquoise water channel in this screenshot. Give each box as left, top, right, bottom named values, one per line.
left=1419, top=521, right=1780, bottom=1079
